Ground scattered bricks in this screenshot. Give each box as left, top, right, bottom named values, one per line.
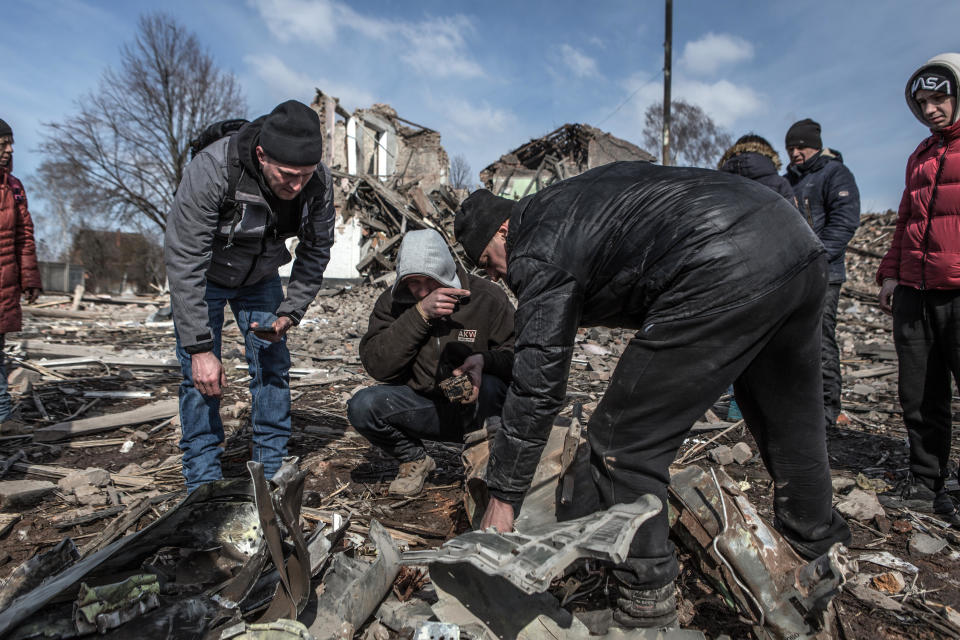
left=836, top=488, right=885, bottom=522
left=874, top=514, right=891, bottom=534
left=57, top=468, right=111, bottom=493
left=871, top=571, right=906, bottom=595
left=891, top=519, right=912, bottom=534
left=832, top=476, right=856, bottom=495
left=0, top=480, right=56, bottom=509
left=74, top=485, right=109, bottom=507
left=910, top=532, right=948, bottom=556
left=708, top=445, right=735, bottom=466
left=731, top=442, right=752, bottom=465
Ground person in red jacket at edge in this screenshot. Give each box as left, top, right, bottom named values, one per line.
left=0, top=118, right=42, bottom=434
left=878, top=53, right=960, bottom=526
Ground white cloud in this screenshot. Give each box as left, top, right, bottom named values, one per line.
left=672, top=79, right=763, bottom=127
left=248, top=0, right=483, bottom=78
left=244, top=54, right=376, bottom=109
left=559, top=44, right=600, bottom=78
left=396, top=16, right=484, bottom=78
left=435, top=98, right=518, bottom=142
left=680, top=32, right=754, bottom=76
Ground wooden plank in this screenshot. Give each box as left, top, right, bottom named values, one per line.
left=10, top=462, right=154, bottom=489
left=32, top=399, right=179, bottom=443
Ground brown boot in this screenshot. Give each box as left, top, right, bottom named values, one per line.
left=388, top=455, right=437, bottom=496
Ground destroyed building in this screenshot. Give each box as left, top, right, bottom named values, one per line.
left=480, top=123, right=656, bottom=200
left=278, top=89, right=458, bottom=284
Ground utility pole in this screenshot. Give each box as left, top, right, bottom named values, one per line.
left=662, top=0, right=673, bottom=166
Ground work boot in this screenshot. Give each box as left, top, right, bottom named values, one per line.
left=880, top=475, right=960, bottom=527
left=611, top=580, right=678, bottom=629
left=388, top=455, right=436, bottom=496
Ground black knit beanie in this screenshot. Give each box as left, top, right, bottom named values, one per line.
left=260, top=100, right=323, bottom=165
left=455, top=189, right=514, bottom=265
left=0, top=119, right=11, bottom=139
left=785, top=119, right=822, bottom=149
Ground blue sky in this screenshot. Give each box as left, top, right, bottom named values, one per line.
left=4, top=0, right=960, bottom=240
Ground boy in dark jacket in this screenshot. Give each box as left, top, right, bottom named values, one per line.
left=785, top=119, right=861, bottom=429
left=876, top=53, right=960, bottom=525
left=349, top=229, right=514, bottom=496
left=455, top=163, right=850, bottom=629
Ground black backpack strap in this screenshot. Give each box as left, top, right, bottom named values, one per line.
left=222, top=136, right=247, bottom=249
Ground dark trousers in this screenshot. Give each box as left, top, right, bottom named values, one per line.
left=347, top=375, right=508, bottom=462
left=587, top=257, right=850, bottom=589
left=822, top=283, right=843, bottom=427
left=894, top=286, right=960, bottom=492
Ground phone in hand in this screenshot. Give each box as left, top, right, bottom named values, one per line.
left=253, top=325, right=277, bottom=339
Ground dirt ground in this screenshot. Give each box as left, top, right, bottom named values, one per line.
left=2, top=211, right=960, bottom=639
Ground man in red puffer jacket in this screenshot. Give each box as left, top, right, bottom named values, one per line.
left=878, top=53, right=960, bottom=525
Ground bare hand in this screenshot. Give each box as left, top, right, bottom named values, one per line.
left=480, top=496, right=515, bottom=532
left=250, top=316, right=294, bottom=343
left=878, top=278, right=897, bottom=315
left=419, top=288, right=470, bottom=319
left=22, top=288, right=40, bottom=304
left=453, top=353, right=484, bottom=404
left=192, top=351, right=226, bottom=398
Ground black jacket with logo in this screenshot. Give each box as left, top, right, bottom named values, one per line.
left=786, top=149, right=860, bottom=284
left=488, top=161, right=825, bottom=506
left=359, top=267, right=515, bottom=398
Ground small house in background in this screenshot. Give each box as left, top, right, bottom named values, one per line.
left=480, top=124, right=656, bottom=200
left=68, top=229, right=164, bottom=295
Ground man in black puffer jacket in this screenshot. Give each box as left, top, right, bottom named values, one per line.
left=785, top=119, right=861, bottom=429
left=455, top=161, right=851, bottom=629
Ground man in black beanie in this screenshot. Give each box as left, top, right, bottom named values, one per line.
left=164, top=99, right=335, bottom=491
left=784, top=118, right=860, bottom=431
left=455, top=163, right=851, bottom=629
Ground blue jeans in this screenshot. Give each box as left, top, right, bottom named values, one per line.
left=174, top=276, right=291, bottom=491
left=0, top=334, right=9, bottom=423
left=347, top=375, right=508, bottom=462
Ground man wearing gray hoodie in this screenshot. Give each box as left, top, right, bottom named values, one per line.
left=349, top=229, right=515, bottom=496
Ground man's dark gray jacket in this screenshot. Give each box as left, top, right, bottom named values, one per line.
left=164, top=120, right=335, bottom=353
left=487, top=161, right=826, bottom=507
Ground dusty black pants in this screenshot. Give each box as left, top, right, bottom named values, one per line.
left=821, top=283, right=843, bottom=427
left=893, top=286, right=960, bottom=492
left=587, top=256, right=850, bottom=589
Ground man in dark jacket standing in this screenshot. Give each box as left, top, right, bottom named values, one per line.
left=785, top=119, right=861, bottom=429
left=164, top=100, right=335, bottom=491
left=0, top=118, right=41, bottom=433
left=349, top=229, right=514, bottom=496
left=876, top=53, right=960, bottom=525
left=718, top=133, right=795, bottom=203
left=455, top=162, right=851, bottom=629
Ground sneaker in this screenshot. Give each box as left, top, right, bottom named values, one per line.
left=388, top=455, right=436, bottom=496
left=611, top=580, right=678, bottom=629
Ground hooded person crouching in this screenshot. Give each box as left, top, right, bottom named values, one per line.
left=348, top=229, right=515, bottom=496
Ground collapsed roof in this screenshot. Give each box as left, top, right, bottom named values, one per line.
left=480, top=124, right=656, bottom=200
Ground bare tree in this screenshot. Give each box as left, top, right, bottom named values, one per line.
left=36, top=13, right=245, bottom=232
left=642, top=100, right=732, bottom=168
left=450, top=154, right=473, bottom=189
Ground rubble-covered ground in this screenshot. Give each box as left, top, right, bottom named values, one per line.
left=2, top=211, right=960, bottom=639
